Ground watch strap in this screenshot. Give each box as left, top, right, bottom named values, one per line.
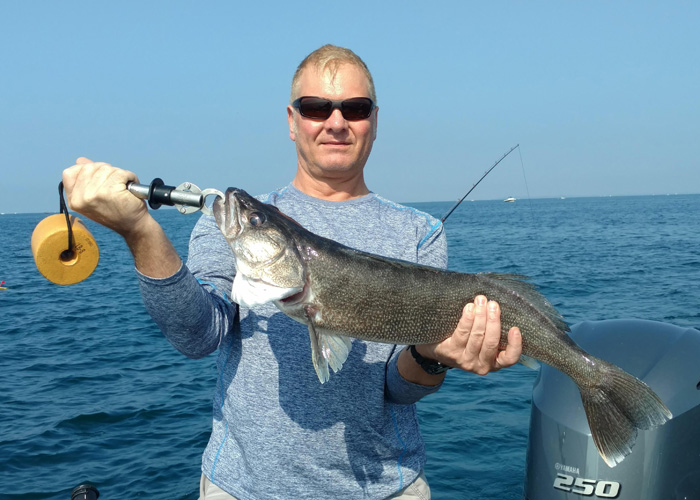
left=408, top=345, right=452, bottom=375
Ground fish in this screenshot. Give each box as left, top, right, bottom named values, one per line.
left=212, top=187, right=672, bottom=468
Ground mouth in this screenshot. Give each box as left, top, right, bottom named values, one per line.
left=279, top=280, right=309, bottom=305
left=213, top=188, right=243, bottom=238
left=320, top=137, right=352, bottom=146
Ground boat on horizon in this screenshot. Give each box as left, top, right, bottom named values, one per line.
left=504, top=197, right=516, bottom=202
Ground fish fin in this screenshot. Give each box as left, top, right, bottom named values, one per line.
left=519, top=354, right=540, bottom=370
left=307, top=322, right=352, bottom=384
left=231, top=273, right=302, bottom=307
left=481, top=273, right=569, bottom=332
left=578, top=358, right=672, bottom=467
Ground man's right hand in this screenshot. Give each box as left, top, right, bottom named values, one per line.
left=62, top=157, right=151, bottom=239
left=62, top=157, right=182, bottom=278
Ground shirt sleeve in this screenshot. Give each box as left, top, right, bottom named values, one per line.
left=384, top=220, right=448, bottom=404
left=137, top=214, right=238, bottom=359
left=417, top=219, right=448, bottom=269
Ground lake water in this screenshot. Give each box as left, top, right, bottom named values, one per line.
left=1, top=194, right=699, bottom=499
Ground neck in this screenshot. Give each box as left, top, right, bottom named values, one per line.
left=292, top=169, right=370, bottom=201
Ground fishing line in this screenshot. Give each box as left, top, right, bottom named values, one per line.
left=517, top=145, right=538, bottom=228
left=516, top=146, right=542, bottom=271
left=440, top=144, right=540, bottom=274
left=517, top=146, right=535, bottom=215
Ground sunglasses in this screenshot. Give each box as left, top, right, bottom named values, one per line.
left=292, top=96, right=376, bottom=121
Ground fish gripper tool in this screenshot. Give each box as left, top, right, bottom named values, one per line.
left=127, top=178, right=224, bottom=216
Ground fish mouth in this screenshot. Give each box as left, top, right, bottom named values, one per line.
left=278, top=279, right=310, bottom=305
left=213, top=188, right=243, bottom=239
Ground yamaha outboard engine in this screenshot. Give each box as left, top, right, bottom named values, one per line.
left=524, top=319, right=700, bottom=499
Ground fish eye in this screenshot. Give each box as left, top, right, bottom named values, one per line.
left=249, top=212, right=266, bottom=227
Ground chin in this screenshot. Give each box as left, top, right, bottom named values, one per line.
left=316, top=161, right=358, bottom=173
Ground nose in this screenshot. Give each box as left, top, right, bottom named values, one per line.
left=324, top=108, right=348, bottom=133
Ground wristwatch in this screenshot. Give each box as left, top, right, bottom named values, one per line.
left=408, top=345, right=452, bottom=375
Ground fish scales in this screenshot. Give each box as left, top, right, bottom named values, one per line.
left=300, top=239, right=583, bottom=372
left=213, top=187, right=672, bottom=468
left=300, top=241, right=564, bottom=354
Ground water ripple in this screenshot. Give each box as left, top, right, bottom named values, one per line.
left=3, top=197, right=700, bottom=498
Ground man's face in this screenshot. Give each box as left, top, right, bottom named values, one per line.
left=287, top=63, right=378, bottom=183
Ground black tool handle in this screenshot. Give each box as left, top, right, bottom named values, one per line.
left=127, top=178, right=204, bottom=210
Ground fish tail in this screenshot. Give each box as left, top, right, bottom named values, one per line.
left=578, top=358, right=672, bottom=468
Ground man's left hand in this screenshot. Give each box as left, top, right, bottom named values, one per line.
left=417, top=295, right=522, bottom=375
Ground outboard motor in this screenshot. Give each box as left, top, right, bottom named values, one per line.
left=524, top=319, right=700, bottom=499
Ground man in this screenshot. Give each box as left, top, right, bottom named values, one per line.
left=63, top=45, right=522, bottom=499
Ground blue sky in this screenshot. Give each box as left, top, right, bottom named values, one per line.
left=1, top=1, right=698, bottom=213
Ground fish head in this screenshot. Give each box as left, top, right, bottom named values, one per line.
left=213, top=188, right=306, bottom=304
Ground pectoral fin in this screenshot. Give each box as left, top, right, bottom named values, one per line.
left=231, top=273, right=302, bottom=307
left=519, top=354, right=540, bottom=370
left=307, top=321, right=352, bottom=384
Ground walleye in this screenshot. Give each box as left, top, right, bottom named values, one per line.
left=212, top=188, right=672, bottom=468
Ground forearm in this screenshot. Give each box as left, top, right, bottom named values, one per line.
left=62, top=158, right=235, bottom=356
left=396, top=346, right=446, bottom=386
left=138, top=264, right=236, bottom=358
left=135, top=213, right=238, bottom=359
left=124, top=215, right=182, bottom=278
left=385, top=346, right=444, bottom=405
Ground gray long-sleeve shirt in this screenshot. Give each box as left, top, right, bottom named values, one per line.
left=137, top=184, right=447, bottom=499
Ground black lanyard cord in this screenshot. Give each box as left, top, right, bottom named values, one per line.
left=58, top=182, right=75, bottom=260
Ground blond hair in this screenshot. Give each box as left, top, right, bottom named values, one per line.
left=290, top=44, right=377, bottom=104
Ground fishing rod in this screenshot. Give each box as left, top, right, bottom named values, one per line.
left=440, top=144, right=520, bottom=223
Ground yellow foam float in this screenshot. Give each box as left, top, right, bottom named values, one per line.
left=31, top=214, right=99, bottom=285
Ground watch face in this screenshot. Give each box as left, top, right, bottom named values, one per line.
left=425, top=363, right=450, bottom=375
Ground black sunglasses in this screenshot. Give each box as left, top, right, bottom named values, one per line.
left=292, top=96, right=376, bottom=121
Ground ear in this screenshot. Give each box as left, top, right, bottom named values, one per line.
left=372, top=106, right=379, bottom=141
left=287, top=105, right=296, bottom=142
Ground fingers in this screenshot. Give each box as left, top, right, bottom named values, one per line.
left=495, top=327, right=522, bottom=369
left=428, top=295, right=523, bottom=376
left=60, top=158, right=145, bottom=235
left=463, top=296, right=497, bottom=365
left=452, top=302, right=475, bottom=344
left=63, top=157, right=95, bottom=190
left=63, top=160, right=137, bottom=204
left=63, top=161, right=112, bottom=211
left=480, top=300, right=507, bottom=367
left=459, top=296, right=502, bottom=375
